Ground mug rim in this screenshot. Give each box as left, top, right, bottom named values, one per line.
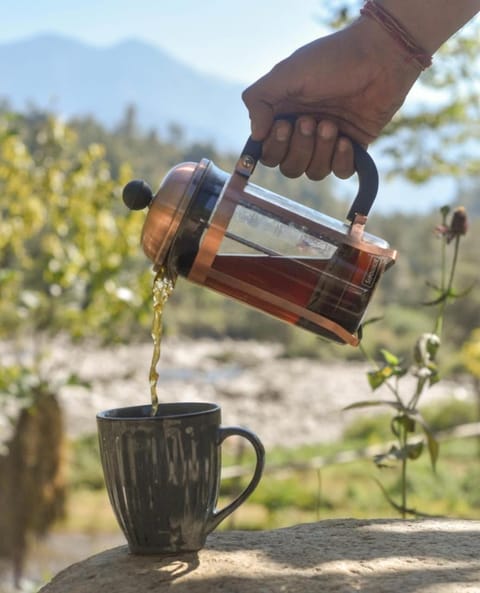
left=96, top=401, right=220, bottom=421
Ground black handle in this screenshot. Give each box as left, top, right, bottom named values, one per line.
left=347, top=141, right=379, bottom=221
left=241, top=136, right=263, bottom=164
left=240, top=115, right=378, bottom=222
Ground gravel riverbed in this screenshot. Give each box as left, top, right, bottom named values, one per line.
left=10, top=336, right=474, bottom=448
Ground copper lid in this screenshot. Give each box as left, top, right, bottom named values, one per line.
left=141, top=160, right=210, bottom=269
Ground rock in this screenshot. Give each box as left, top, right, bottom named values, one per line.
left=39, top=519, right=480, bottom=593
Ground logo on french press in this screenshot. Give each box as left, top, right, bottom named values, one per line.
left=362, top=256, right=381, bottom=288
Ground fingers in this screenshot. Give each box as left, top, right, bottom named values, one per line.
left=261, top=119, right=292, bottom=167
left=331, top=137, right=355, bottom=180
left=305, top=120, right=339, bottom=180
left=259, top=117, right=356, bottom=180
left=279, top=117, right=317, bottom=178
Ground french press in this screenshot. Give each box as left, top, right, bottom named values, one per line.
left=123, top=133, right=396, bottom=346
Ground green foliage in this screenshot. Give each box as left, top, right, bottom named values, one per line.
left=0, top=112, right=154, bottom=343
left=351, top=206, right=471, bottom=517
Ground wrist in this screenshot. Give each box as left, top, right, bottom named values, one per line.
left=352, top=14, right=424, bottom=78
left=360, top=1, right=432, bottom=70
left=374, top=0, right=480, bottom=54
left=347, top=14, right=423, bottom=119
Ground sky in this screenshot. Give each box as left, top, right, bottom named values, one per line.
left=2, top=0, right=474, bottom=213
left=2, top=0, right=327, bottom=85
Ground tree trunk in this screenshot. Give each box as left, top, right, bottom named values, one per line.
left=0, top=390, right=66, bottom=587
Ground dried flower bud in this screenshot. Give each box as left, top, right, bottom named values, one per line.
left=436, top=206, right=469, bottom=243
left=414, top=333, right=441, bottom=365
left=440, top=205, right=451, bottom=219
left=450, top=206, right=468, bottom=238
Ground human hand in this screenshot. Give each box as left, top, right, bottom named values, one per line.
left=242, top=16, right=422, bottom=180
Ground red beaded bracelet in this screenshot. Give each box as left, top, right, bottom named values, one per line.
left=360, top=0, right=433, bottom=70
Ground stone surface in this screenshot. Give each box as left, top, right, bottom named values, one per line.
left=39, top=519, right=480, bottom=593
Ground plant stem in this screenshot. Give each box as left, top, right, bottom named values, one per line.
left=400, top=423, right=408, bottom=519
left=434, top=235, right=461, bottom=337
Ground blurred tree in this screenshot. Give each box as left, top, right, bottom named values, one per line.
left=0, top=111, right=154, bottom=584
left=318, top=1, right=480, bottom=182
left=0, top=112, right=155, bottom=343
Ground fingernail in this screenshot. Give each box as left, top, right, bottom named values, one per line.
left=275, top=124, right=290, bottom=142
left=318, top=121, right=336, bottom=141
left=300, top=119, right=315, bottom=137
left=250, top=122, right=264, bottom=140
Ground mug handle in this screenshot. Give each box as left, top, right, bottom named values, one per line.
left=206, top=426, right=265, bottom=533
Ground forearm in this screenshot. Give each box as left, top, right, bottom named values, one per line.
left=378, top=0, right=480, bottom=53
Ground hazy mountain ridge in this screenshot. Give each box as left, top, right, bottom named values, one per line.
left=0, top=33, right=250, bottom=150
left=1, top=34, right=474, bottom=214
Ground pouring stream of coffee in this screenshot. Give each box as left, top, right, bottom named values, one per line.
left=149, top=266, right=176, bottom=416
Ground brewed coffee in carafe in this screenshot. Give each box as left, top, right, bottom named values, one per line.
left=123, top=135, right=396, bottom=346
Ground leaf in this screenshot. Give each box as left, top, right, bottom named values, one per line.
left=448, top=282, right=476, bottom=299
left=358, top=316, right=384, bottom=340
left=425, top=280, right=441, bottom=291
left=410, top=411, right=440, bottom=471
left=406, top=441, right=424, bottom=460
left=422, top=293, right=449, bottom=306
left=426, top=433, right=439, bottom=471
left=380, top=349, right=400, bottom=366
left=391, top=414, right=416, bottom=436
left=361, top=316, right=385, bottom=328
left=343, top=399, right=402, bottom=412
left=373, top=478, right=417, bottom=517
left=429, top=369, right=441, bottom=387
left=367, top=363, right=407, bottom=390
left=367, top=367, right=394, bottom=390
left=373, top=454, right=397, bottom=469
left=373, top=445, right=406, bottom=467
left=423, top=283, right=476, bottom=306
left=367, top=369, right=387, bottom=390
left=375, top=441, right=424, bottom=463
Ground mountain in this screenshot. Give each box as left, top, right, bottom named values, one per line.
left=0, top=34, right=473, bottom=215
left=0, top=34, right=250, bottom=151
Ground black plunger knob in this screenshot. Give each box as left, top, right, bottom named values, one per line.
left=122, top=179, right=154, bottom=210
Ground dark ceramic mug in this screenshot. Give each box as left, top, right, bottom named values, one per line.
left=96, top=402, right=265, bottom=554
